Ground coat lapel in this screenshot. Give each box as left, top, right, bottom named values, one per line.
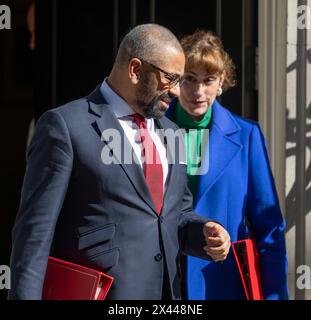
left=195, top=100, right=242, bottom=205
left=87, top=86, right=158, bottom=215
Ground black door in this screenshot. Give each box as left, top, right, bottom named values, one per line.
left=0, top=0, right=258, bottom=300
left=36, top=0, right=258, bottom=119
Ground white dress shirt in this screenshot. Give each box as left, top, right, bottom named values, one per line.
left=100, top=80, right=168, bottom=188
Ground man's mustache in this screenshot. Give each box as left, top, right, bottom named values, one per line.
left=158, top=92, right=174, bottom=104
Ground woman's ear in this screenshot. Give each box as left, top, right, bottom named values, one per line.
left=219, top=71, right=226, bottom=87
left=129, top=58, right=142, bottom=84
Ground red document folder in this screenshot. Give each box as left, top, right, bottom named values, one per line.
left=232, top=239, right=264, bottom=300
left=43, top=256, right=114, bottom=300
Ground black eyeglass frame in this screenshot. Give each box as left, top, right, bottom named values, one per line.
left=136, top=57, right=184, bottom=88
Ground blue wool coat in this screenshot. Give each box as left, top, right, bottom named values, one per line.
left=167, top=100, right=289, bottom=300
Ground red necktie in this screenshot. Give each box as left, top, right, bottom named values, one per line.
left=132, top=113, right=163, bottom=215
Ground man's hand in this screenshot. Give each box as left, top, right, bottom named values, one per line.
left=203, top=222, right=231, bottom=262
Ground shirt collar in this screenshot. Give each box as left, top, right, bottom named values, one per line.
left=100, top=79, right=135, bottom=119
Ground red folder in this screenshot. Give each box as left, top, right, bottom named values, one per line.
left=43, top=256, right=114, bottom=300
left=232, top=239, right=264, bottom=300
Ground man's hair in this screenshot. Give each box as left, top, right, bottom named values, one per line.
left=116, top=24, right=183, bottom=66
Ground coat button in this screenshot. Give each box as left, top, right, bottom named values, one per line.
left=154, top=253, right=163, bottom=262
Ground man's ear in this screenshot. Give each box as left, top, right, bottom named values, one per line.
left=129, top=58, right=142, bottom=84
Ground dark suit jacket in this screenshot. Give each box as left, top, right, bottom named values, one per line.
left=9, top=86, right=210, bottom=300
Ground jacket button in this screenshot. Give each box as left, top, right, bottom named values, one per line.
left=154, top=254, right=163, bottom=262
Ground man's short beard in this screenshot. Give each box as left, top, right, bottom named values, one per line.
left=135, top=74, right=170, bottom=119
left=142, top=95, right=167, bottom=119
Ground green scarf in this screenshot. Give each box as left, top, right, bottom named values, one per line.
left=173, top=100, right=212, bottom=199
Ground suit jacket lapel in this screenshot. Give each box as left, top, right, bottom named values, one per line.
left=87, top=86, right=158, bottom=215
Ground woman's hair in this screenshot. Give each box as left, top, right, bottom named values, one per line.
left=180, top=30, right=236, bottom=91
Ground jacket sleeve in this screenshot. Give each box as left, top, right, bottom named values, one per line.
left=178, top=178, right=213, bottom=260
left=173, top=123, right=215, bottom=261
left=8, top=110, right=73, bottom=300
left=246, top=123, right=289, bottom=300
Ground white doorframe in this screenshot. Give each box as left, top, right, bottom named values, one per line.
left=258, top=0, right=287, bottom=215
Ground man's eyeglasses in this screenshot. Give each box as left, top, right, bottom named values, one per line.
left=138, top=58, right=184, bottom=88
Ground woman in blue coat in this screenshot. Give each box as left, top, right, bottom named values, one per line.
left=167, top=30, right=288, bottom=300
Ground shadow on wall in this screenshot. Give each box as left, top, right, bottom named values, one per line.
left=285, top=48, right=311, bottom=232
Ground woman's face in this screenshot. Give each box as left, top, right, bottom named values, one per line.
left=179, top=64, right=224, bottom=121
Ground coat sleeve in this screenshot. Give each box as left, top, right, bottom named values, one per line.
left=246, top=123, right=289, bottom=300
left=8, top=110, right=73, bottom=300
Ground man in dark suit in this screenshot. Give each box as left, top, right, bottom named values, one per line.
left=9, top=24, right=231, bottom=300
